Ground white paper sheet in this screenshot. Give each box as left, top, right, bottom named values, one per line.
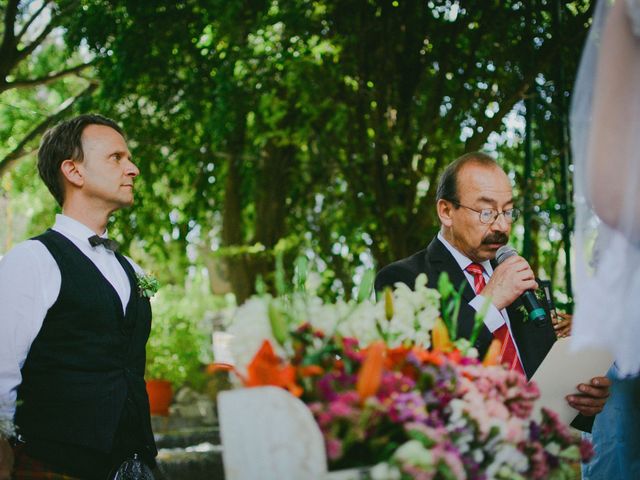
left=530, top=337, right=613, bottom=426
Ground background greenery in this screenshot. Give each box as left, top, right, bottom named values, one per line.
left=0, top=0, right=593, bottom=386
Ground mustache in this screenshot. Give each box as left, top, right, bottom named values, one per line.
left=482, top=232, right=509, bottom=245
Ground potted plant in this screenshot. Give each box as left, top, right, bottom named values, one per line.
left=145, top=283, right=214, bottom=415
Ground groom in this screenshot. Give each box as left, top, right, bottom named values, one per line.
left=0, top=114, right=158, bottom=479
left=375, top=152, right=610, bottom=430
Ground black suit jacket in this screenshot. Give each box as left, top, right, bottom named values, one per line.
left=375, top=236, right=593, bottom=431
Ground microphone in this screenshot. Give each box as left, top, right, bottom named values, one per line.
left=495, top=245, right=547, bottom=325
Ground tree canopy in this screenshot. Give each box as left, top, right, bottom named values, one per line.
left=1, top=0, right=593, bottom=303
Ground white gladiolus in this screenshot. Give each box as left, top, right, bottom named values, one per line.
left=226, top=296, right=284, bottom=375
left=224, top=272, right=444, bottom=373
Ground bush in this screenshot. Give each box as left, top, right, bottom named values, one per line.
left=145, top=276, right=222, bottom=391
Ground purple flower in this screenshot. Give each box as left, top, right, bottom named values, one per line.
left=388, top=391, right=428, bottom=423
left=316, top=371, right=356, bottom=401
left=377, top=371, right=416, bottom=401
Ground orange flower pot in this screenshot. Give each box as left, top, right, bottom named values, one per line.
left=146, top=379, right=173, bottom=416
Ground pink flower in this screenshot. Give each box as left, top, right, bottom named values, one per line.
left=504, top=418, right=526, bottom=444
left=540, top=408, right=574, bottom=444
left=528, top=442, right=550, bottom=479
left=328, top=398, right=356, bottom=418
left=432, top=448, right=466, bottom=480
left=326, top=437, right=343, bottom=461
left=580, top=438, right=595, bottom=462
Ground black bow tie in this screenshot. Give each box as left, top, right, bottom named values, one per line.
left=88, top=235, right=119, bottom=252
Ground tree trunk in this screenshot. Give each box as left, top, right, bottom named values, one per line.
left=221, top=115, right=253, bottom=303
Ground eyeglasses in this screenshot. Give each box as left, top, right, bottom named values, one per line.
left=452, top=202, right=520, bottom=224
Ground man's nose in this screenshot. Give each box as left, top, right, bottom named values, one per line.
left=125, top=159, right=140, bottom=177
left=491, top=212, right=510, bottom=231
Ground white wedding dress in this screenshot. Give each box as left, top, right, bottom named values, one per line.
left=571, top=0, right=640, bottom=376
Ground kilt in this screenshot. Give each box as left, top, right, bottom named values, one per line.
left=11, top=446, right=82, bottom=480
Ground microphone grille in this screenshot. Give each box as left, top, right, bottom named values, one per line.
left=495, top=245, right=517, bottom=265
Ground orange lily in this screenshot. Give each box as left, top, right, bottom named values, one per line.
left=432, top=317, right=454, bottom=353
left=482, top=338, right=503, bottom=367
left=245, top=340, right=303, bottom=397
left=412, top=347, right=445, bottom=367
left=446, top=349, right=463, bottom=364
left=207, top=362, right=247, bottom=383
left=385, top=345, right=411, bottom=369
left=298, top=365, right=324, bottom=377
left=356, top=341, right=386, bottom=402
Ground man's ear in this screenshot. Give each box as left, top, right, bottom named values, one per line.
left=437, top=199, right=454, bottom=227
left=60, top=159, right=84, bottom=187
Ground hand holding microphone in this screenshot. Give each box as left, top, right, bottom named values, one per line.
left=481, top=245, right=545, bottom=324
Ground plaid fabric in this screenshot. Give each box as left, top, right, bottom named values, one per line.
left=12, top=446, right=82, bottom=480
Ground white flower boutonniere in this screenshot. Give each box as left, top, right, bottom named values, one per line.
left=136, top=272, right=160, bottom=298
left=0, top=416, right=16, bottom=439
left=0, top=399, right=16, bottom=438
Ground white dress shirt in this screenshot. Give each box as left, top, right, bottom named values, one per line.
left=437, top=233, right=522, bottom=360
left=0, top=214, right=142, bottom=423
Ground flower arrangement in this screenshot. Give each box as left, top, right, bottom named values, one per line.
left=217, top=268, right=592, bottom=479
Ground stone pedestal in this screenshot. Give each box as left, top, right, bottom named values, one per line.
left=218, top=386, right=328, bottom=480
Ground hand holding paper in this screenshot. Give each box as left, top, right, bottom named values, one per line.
left=566, top=375, right=611, bottom=417
left=531, top=337, right=613, bottom=426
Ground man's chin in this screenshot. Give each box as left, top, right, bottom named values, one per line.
left=117, top=197, right=135, bottom=208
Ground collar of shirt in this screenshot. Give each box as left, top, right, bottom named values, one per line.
left=52, top=214, right=111, bottom=250
left=436, top=232, right=510, bottom=335
left=51, top=214, right=131, bottom=313
left=436, top=232, right=493, bottom=276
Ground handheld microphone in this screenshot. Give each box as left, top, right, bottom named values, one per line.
left=495, top=245, right=547, bottom=325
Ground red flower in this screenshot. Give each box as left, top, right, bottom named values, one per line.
left=245, top=340, right=303, bottom=397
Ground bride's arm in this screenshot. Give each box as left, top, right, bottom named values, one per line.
left=588, top=0, right=640, bottom=234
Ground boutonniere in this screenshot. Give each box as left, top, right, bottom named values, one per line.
left=136, top=272, right=160, bottom=298
left=0, top=399, right=17, bottom=438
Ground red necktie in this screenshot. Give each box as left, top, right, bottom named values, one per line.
left=465, top=263, right=524, bottom=375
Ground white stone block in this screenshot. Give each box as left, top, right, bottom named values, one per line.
left=219, top=386, right=328, bottom=480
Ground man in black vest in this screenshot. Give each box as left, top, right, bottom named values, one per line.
left=375, top=152, right=610, bottom=430
left=0, top=115, right=158, bottom=479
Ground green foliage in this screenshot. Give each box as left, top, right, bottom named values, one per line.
left=145, top=274, right=221, bottom=390
left=2, top=0, right=594, bottom=307
left=437, top=272, right=467, bottom=341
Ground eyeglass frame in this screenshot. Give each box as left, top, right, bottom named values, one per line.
left=449, top=201, right=520, bottom=224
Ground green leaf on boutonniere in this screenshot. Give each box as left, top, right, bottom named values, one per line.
left=517, top=304, right=528, bottom=318
left=136, top=272, right=159, bottom=298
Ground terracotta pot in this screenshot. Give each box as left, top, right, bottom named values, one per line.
left=146, top=379, right=173, bottom=416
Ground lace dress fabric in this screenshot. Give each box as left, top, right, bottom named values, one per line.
left=626, top=0, right=640, bottom=36
left=571, top=0, right=640, bottom=376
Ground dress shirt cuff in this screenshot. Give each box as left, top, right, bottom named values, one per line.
left=469, top=295, right=505, bottom=333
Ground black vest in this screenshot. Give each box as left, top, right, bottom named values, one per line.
left=15, top=230, right=156, bottom=469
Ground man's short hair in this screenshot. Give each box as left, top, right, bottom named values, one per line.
left=435, top=152, right=500, bottom=204
left=38, top=114, right=124, bottom=206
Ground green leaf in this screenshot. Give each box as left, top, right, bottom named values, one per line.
left=268, top=300, right=289, bottom=345
left=293, top=255, right=308, bottom=293
left=274, top=250, right=287, bottom=297
left=438, top=272, right=454, bottom=300
left=255, top=274, right=267, bottom=296
left=357, top=269, right=375, bottom=303
left=470, top=296, right=491, bottom=345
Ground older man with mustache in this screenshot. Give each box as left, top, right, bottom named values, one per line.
left=375, top=152, right=610, bottom=431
